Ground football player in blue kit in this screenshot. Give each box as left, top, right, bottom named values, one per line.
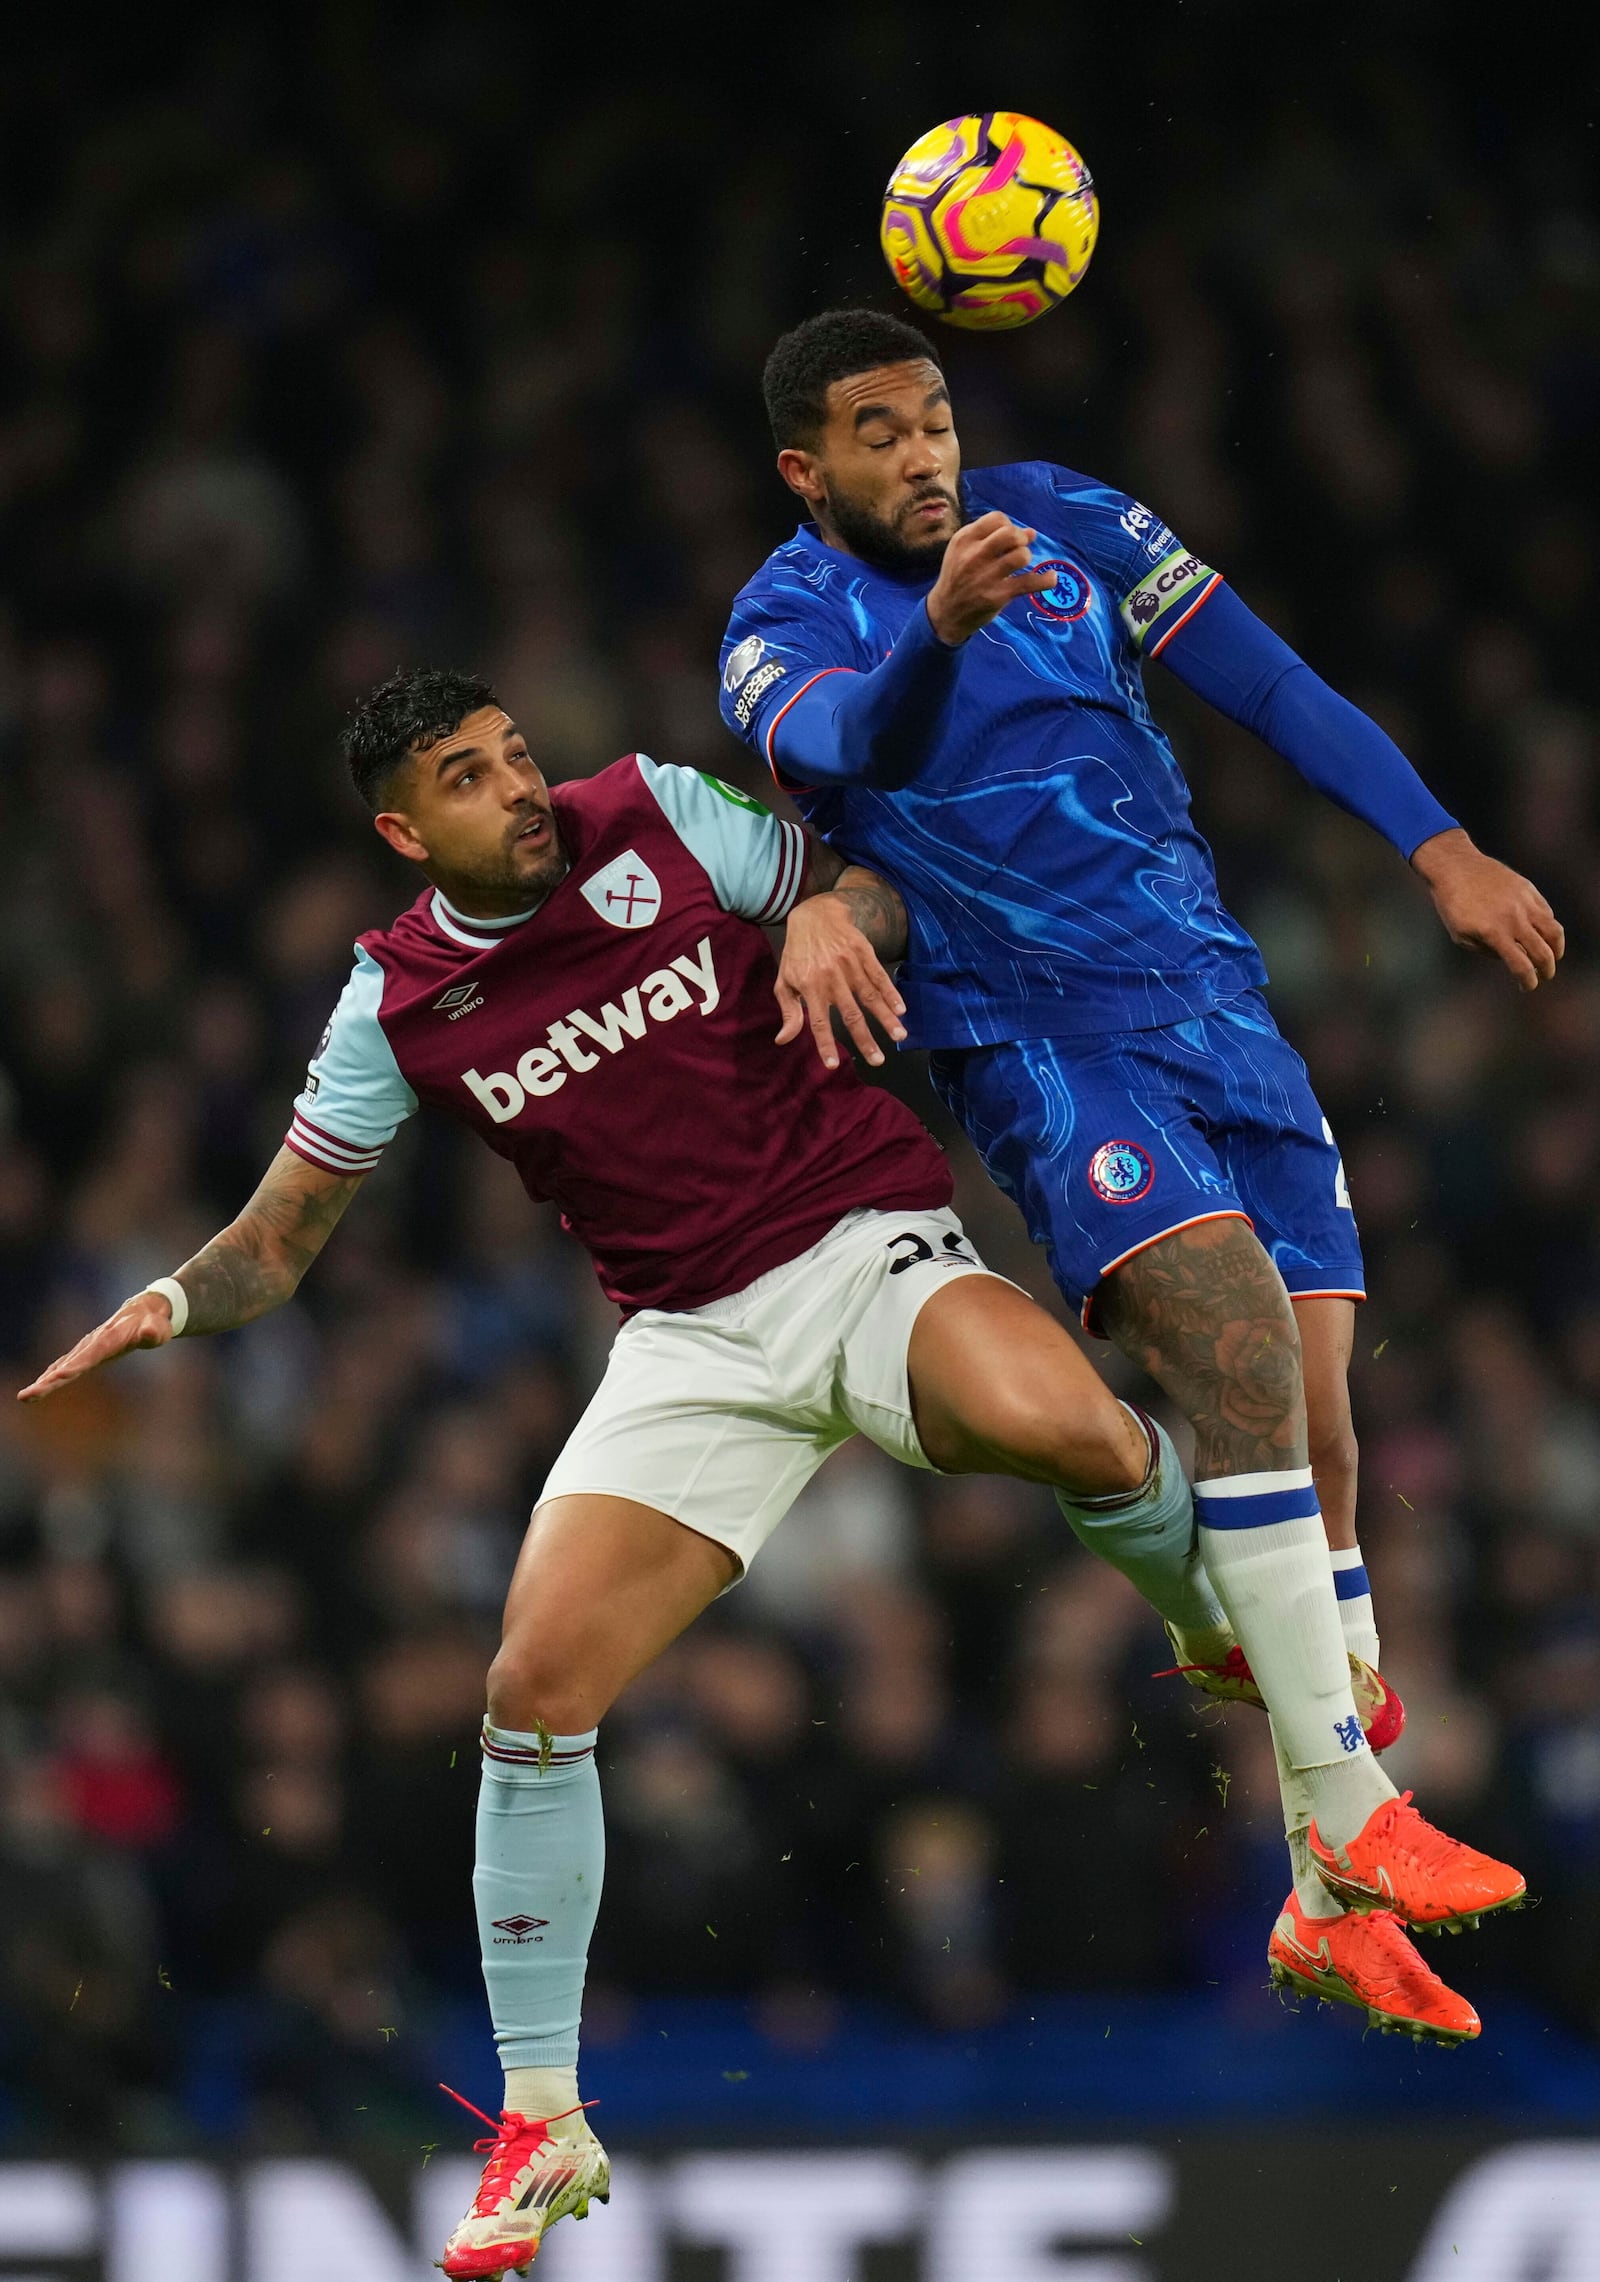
left=718, top=308, right=1558, bottom=2029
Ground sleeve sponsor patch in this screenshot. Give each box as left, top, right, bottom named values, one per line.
left=730, top=657, right=786, bottom=727
left=1118, top=547, right=1219, bottom=651
left=699, top=772, right=770, bottom=814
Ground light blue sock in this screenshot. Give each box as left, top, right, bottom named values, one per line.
left=475, top=1722, right=605, bottom=2068
left=1054, top=1408, right=1230, bottom=1645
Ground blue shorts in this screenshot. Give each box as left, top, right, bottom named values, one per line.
left=929, top=991, right=1365, bottom=1334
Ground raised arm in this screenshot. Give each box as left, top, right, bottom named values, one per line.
left=18, top=1148, right=365, bottom=1403
left=774, top=837, right=912, bottom=1072
left=1158, top=580, right=1564, bottom=990
left=767, top=514, right=1053, bottom=791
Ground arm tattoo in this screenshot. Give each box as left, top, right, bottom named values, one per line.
left=797, top=834, right=909, bottom=959
left=1096, top=1216, right=1307, bottom=1477
left=173, top=1148, right=365, bottom=1335
left=833, top=866, right=909, bottom=962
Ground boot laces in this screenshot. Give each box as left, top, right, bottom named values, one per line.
left=438, top=2083, right=596, bottom=2215
left=1152, top=1647, right=1251, bottom=1681
left=1381, top=1791, right=1469, bottom=1875
left=1347, top=1907, right=1445, bottom=2002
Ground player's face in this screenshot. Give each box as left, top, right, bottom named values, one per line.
left=372, top=707, right=568, bottom=914
left=778, top=359, right=964, bottom=575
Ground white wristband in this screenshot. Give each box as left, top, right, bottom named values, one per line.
left=142, top=1277, right=189, bottom=1337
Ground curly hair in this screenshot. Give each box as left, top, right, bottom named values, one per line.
left=341, top=666, right=500, bottom=810
left=762, top=307, right=941, bottom=450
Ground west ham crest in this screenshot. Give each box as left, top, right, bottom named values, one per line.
left=580, top=850, right=662, bottom=930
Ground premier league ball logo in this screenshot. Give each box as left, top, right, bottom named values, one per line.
left=1088, top=1139, right=1155, bottom=1205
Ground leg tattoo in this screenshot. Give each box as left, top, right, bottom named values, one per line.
left=1098, top=1217, right=1307, bottom=1474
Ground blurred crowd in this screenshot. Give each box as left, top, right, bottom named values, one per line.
left=2, top=8, right=1599, bottom=2147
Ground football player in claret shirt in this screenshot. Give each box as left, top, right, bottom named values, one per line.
left=720, top=308, right=1550, bottom=2039
left=22, top=669, right=1501, bottom=2270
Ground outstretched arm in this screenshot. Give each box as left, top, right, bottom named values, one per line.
left=1159, top=580, right=1564, bottom=990
left=775, top=838, right=911, bottom=1071
left=18, top=1148, right=365, bottom=1402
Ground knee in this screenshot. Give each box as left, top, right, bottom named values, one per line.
left=486, top=1638, right=596, bottom=1739
left=1028, top=1392, right=1147, bottom=1501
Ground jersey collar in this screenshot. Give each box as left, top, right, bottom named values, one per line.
left=429, top=889, right=544, bottom=950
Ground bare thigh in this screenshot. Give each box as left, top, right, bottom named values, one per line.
left=906, top=1273, right=1146, bottom=1496
left=489, top=1494, right=739, bottom=1734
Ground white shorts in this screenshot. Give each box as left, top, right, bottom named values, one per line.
left=538, top=1206, right=1005, bottom=1575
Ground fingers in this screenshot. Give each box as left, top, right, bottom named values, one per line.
left=773, top=977, right=805, bottom=1047
left=1533, top=904, right=1566, bottom=965
left=854, top=974, right=909, bottom=1042
left=832, top=993, right=886, bottom=1067
left=807, top=992, right=841, bottom=1071
left=18, top=1328, right=110, bottom=1402
left=1494, top=933, right=1542, bottom=991
left=16, top=1299, right=167, bottom=1403
left=960, top=511, right=1030, bottom=552
left=774, top=958, right=906, bottom=1070
left=1526, top=929, right=1559, bottom=985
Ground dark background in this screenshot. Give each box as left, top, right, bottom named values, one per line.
left=2, top=1, right=1599, bottom=2153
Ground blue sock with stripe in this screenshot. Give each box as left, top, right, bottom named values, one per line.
left=475, top=1722, right=605, bottom=2074
left=1331, top=1544, right=1379, bottom=1668
left=1192, top=1469, right=1390, bottom=1801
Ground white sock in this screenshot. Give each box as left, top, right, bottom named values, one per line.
left=1288, top=1827, right=1344, bottom=1920
left=1331, top=1544, right=1380, bottom=1668
left=503, top=2063, right=591, bottom=2138
left=1195, top=1469, right=1395, bottom=1839
left=1273, top=1721, right=1345, bottom=1919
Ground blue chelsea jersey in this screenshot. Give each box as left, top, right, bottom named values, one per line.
left=717, top=460, right=1269, bottom=1050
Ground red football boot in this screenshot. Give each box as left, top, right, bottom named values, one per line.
left=1268, top=1889, right=1480, bottom=2045
left=1159, top=1630, right=1406, bottom=1753
left=1308, top=1791, right=1527, bottom=1934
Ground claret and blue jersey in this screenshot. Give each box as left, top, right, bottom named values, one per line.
left=717, top=458, right=1459, bottom=1320
left=719, top=461, right=1262, bottom=1051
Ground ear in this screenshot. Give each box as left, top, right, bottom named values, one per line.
left=374, top=809, right=430, bottom=864
left=776, top=447, right=826, bottom=507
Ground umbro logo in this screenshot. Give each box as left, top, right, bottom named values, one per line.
left=491, top=1914, right=549, bottom=1943
left=434, top=982, right=485, bottom=1021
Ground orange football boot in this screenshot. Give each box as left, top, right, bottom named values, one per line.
left=1268, top=1889, right=1480, bottom=2045
left=1308, top=1790, right=1527, bottom=1933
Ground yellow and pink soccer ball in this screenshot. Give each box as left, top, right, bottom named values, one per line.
left=880, top=111, right=1098, bottom=331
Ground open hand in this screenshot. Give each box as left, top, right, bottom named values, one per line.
left=1411, top=828, right=1564, bottom=992
left=776, top=894, right=908, bottom=1070
left=18, top=1290, right=177, bottom=1403
left=926, top=511, right=1058, bottom=646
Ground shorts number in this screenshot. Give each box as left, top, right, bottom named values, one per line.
left=1321, top=1117, right=1352, bottom=1212
left=888, top=1229, right=975, bottom=1274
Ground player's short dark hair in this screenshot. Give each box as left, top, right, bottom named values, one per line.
left=762, top=307, right=942, bottom=449
left=342, top=667, right=500, bottom=809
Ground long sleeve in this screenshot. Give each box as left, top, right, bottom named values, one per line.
left=764, top=601, right=963, bottom=791
left=1158, top=579, right=1458, bottom=859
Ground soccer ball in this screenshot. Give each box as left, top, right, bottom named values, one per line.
left=880, top=111, right=1098, bottom=331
